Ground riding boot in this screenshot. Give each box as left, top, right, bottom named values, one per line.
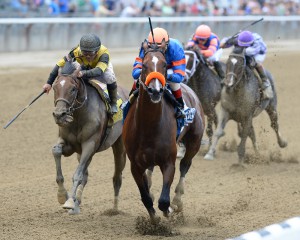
left=256, top=64, right=273, bottom=99
left=107, top=82, right=118, bottom=114
left=175, top=96, right=185, bottom=119
left=213, top=61, right=225, bottom=82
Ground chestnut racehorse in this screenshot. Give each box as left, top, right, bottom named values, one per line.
left=122, top=41, right=205, bottom=222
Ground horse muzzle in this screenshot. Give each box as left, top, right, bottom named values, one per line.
left=147, top=87, right=164, bottom=103
left=53, top=109, right=74, bottom=126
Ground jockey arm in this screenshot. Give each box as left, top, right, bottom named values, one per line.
left=200, top=37, right=218, bottom=58
left=167, top=41, right=186, bottom=83
left=132, top=44, right=145, bottom=79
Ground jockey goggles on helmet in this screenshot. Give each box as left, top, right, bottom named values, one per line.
left=147, top=27, right=169, bottom=46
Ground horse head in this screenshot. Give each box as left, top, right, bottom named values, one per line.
left=224, top=48, right=246, bottom=88
left=184, top=45, right=206, bottom=83
left=139, top=40, right=167, bottom=103
left=52, top=60, right=86, bottom=126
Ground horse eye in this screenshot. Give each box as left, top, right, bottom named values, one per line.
left=71, top=87, right=76, bottom=94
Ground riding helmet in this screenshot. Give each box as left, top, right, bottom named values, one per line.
left=80, top=33, right=101, bottom=52
left=148, top=27, right=169, bottom=45
left=237, top=31, right=254, bottom=47
left=195, top=25, right=211, bottom=39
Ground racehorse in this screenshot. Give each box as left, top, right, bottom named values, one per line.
left=122, top=40, right=205, bottom=223
left=184, top=45, right=224, bottom=145
left=204, top=48, right=287, bottom=164
left=51, top=60, right=128, bottom=214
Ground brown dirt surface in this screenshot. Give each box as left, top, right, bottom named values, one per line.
left=1, top=43, right=300, bottom=240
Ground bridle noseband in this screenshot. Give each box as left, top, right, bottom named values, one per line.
left=54, top=75, right=87, bottom=115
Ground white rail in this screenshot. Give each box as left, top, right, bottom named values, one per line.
left=226, top=217, right=300, bottom=240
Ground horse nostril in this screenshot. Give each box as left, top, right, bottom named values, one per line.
left=53, top=111, right=66, bottom=118
left=148, top=88, right=153, bottom=94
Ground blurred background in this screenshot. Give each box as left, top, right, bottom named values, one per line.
left=0, top=0, right=299, bottom=52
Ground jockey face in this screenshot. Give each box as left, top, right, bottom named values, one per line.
left=81, top=50, right=97, bottom=61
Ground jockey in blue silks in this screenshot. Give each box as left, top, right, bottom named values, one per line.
left=130, top=27, right=186, bottom=118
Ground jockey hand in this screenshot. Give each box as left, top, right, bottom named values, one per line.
left=77, top=71, right=84, bottom=78
left=43, top=83, right=52, bottom=94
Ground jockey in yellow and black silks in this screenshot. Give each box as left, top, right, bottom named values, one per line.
left=43, top=33, right=119, bottom=114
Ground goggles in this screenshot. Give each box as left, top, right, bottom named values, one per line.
left=81, top=50, right=97, bottom=57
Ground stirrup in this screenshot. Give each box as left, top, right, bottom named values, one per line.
left=175, top=108, right=185, bottom=119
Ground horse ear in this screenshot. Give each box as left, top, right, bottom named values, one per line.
left=161, top=39, right=167, bottom=52
left=142, top=40, right=148, bottom=52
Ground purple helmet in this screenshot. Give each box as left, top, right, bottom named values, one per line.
left=237, top=31, right=254, bottom=47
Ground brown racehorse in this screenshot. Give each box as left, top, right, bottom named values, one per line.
left=122, top=41, right=205, bottom=222
left=51, top=60, right=128, bottom=214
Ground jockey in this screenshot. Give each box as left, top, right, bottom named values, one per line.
left=43, top=33, right=119, bottom=114
left=186, top=24, right=225, bottom=81
left=220, top=30, right=273, bottom=99
left=131, top=27, right=186, bottom=119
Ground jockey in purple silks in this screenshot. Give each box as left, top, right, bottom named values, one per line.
left=220, top=30, right=273, bottom=99
left=130, top=27, right=186, bottom=118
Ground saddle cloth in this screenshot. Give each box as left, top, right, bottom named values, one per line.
left=88, top=79, right=123, bottom=125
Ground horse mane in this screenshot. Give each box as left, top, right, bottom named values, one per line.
left=61, top=61, right=76, bottom=75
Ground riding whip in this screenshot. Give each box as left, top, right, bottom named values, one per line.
left=148, top=16, right=155, bottom=44
left=227, top=18, right=264, bottom=42
left=3, top=90, right=46, bottom=129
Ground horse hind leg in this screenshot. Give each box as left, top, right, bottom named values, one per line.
left=171, top=138, right=200, bottom=213
left=204, top=107, right=228, bottom=160
left=111, top=136, right=127, bottom=210
left=266, top=107, right=288, bottom=148
left=52, top=142, right=68, bottom=205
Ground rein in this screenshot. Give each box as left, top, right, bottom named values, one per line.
left=226, top=53, right=246, bottom=88
left=54, top=75, right=87, bottom=115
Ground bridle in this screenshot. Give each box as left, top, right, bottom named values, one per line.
left=54, top=74, right=87, bottom=115
left=225, top=52, right=246, bottom=88
left=139, top=47, right=167, bottom=92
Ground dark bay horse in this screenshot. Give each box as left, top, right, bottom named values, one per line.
left=184, top=45, right=224, bottom=144
left=204, top=48, right=287, bottom=164
left=51, top=60, right=128, bottom=214
left=122, top=41, right=205, bottom=222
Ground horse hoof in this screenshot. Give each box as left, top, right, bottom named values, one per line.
left=150, top=216, right=161, bottom=224
left=68, top=206, right=80, bottom=215
left=279, top=140, right=288, bottom=148
left=204, top=153, right=214, bottom=160
left=63, top=198, right=75, bottom=209
left=57, top=190, right=68, bottom=205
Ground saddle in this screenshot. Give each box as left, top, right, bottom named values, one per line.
left=89, top=79, right=123, bottom=146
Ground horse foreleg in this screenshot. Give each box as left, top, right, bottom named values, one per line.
left=159, top=162, right=175, bottom=217
left=146, top=165, right=155, bottom=202
left=266, top=107, right=288, bottom=148
left=204, top=107, right=229, bottom=160
left=131, top=163, right=159, bottom=223
left=111, top=136, right=127, bottom=210
left=63, top=141, right=95, bottom=214
left=52, top=142, right=68, bottom=205
left=237, top=119, right=252, bottom=164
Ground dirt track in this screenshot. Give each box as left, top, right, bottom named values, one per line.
left=0, top=44, right=300, bottom=240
